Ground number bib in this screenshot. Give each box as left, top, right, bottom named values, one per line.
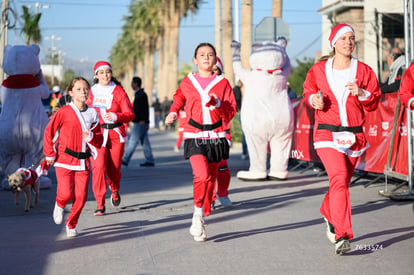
left=92, top=94, right=113, bottom=109
left=332, top=131, right=355, bottom=152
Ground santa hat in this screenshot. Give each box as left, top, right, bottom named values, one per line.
left=216, top=57, right=223, bottom=72
left=94, top=61, right=112, bottom=75
left=329, top=23, right=355, bottom=48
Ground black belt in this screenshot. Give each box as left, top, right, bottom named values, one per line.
left=317, top=123, right=363, bottom=133
left=188, top=118, right=222, bottom=131
left=64, top=148, right=91, bottom=159
left=101, top=123, right=123, bottom=129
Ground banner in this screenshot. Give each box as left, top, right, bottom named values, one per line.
left=290, top=93, right=408, bottom=175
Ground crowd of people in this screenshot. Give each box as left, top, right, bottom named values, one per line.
left=4, top=22, right=412, bottom=257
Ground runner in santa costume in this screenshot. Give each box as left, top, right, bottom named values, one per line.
left=165, top=43, right=236, bottom=241
left=44, top=77, right=103, bottom=237
left=212, top=57, right=232, bottom=208
left=303, top=24, right=381, bottom=254
left=87, top=61, right=134, bottom=215
left=397, top=62, right=414, bottom=109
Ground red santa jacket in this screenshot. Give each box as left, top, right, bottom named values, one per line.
left=398, top=62, right=414, bottom=109
left=43, top=104, right=103, bottom=171
left=86, top=82, right=134, bottom=144
left=169, top=73, right=236, bottom=140
left=303, top=57, right=381, bottom=156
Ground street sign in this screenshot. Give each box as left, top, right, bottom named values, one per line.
left=255, top=17, right=290, bottom=43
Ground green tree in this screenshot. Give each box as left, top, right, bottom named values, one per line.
left=20, top=6, right=42, bottom=45
left=178, top=62, right=194, bottom=84
left=110, top=0, right=202, bottom=103
left=62, top=69, right=76, bottom=90
left=288, top=57, right=315, bottom=96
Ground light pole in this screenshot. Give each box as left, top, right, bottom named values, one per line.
left=0, top=0, right=10, bottom=81
left=44, top=35, right=61, bottom=85
left=25, top=2, right=50, bottom=14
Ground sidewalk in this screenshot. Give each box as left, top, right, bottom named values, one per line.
left=0, top=129, right=413, bottom=275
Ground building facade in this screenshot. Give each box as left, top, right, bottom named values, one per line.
left=319, top=0, right=404, bottom=82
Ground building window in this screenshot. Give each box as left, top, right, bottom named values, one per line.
left=382, top=13, right=404, bottom=38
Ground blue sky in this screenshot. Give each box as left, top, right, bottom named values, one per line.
left=6, top=0, right=322, bottom=67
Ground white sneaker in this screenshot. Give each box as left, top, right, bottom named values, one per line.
left=53, top=202, right=64, bottom=225
left=335, top=237, right=351, bottom=255
left=189, top=214, right=204, bottom=237
left=193, top=226, right=207, bottom=242
left=216, top=195, right=232, bottom=208
left=66, top=225, right=78, bottom=238
left=324, top=217, right=336, bottom=244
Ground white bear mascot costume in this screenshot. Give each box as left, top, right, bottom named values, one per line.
left=231, top=39, right=294, bottom=180
left=0, top=45, right=50, bottom=186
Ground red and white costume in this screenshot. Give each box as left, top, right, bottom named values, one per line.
left=175, top=109, right=187, bottom=149
left=303, top=57, right=381, bottom=240
left=86, top=82, right=134, bottom=209
left=16, top=168, right=38, bottom=187
left=398, top=62, right=414, bottom=109
left=43, top=103, right=102, bottom=229
left=213, top=130, right=232, bottom=201
left=169, top=73, right=236, bottom=216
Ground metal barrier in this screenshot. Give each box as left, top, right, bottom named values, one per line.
left=384, top=106, right=414, bottom=200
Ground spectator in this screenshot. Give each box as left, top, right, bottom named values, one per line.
left=122, top=76, right=155, bottom=167
left=380, top=48, right=405, bottom=93
left=152, top=97, right=162, bottom=129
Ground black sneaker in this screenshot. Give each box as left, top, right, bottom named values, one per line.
left=121, top=160, right=128, bottom=166
left=94, top=206, right=106, bottom=216
left=335, top=236, right=351, bottom=255
left=111, top=192, right=121, bottom=207
left=140, top=162, right=155, bottom=167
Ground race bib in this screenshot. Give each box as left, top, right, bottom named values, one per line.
left=93, top=94, right=113, bottom=109
left=332, top=131, right=356, bottom=152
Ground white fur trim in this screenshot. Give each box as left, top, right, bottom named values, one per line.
left=331, top=26, right=354, bottom=48
left=94, top=65, right=111, bottom=74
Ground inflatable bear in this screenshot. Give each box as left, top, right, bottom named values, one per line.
left=231, top=40, right=294, bottom=180
left=0, top=45, right=50, bottom=184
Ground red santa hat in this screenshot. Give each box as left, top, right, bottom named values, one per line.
left=216, top=57, right=223, bottom=73
left=329, top=23, right=355, bottom=48
left=94, top=61, right=112, bottom=75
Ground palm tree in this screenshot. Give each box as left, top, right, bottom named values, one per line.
left=110, top=0, right=201, bottom=102
left=111, top=0, right=160, bottom=101
left=222, top=0, right=234, bottom=85
left=20, top=6, right=42, bottom=45
left=215, top=0, right=222, bottom=58
left=272, top=0, right=282, bottom=17
left=241, top=0, right=252, bottom=70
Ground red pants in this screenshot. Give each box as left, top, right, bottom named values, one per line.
left=55, top=164, right=90, bottom=229
left=189, top=154, right=219, bottom=217
left=91, top=131, right=125, bottom=208
left=317, top=148, right=358, bottom=241
left=175, top=130, right=183, bottom=148
left=214, top=159, right=230, bottom=199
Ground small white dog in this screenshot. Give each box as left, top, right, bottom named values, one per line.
left=8, top=168, right=40, bottom=212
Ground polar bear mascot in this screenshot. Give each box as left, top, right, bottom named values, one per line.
left=231, top=39, right=294, bottom=181
left=0, top=45, right=51, bottom=188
